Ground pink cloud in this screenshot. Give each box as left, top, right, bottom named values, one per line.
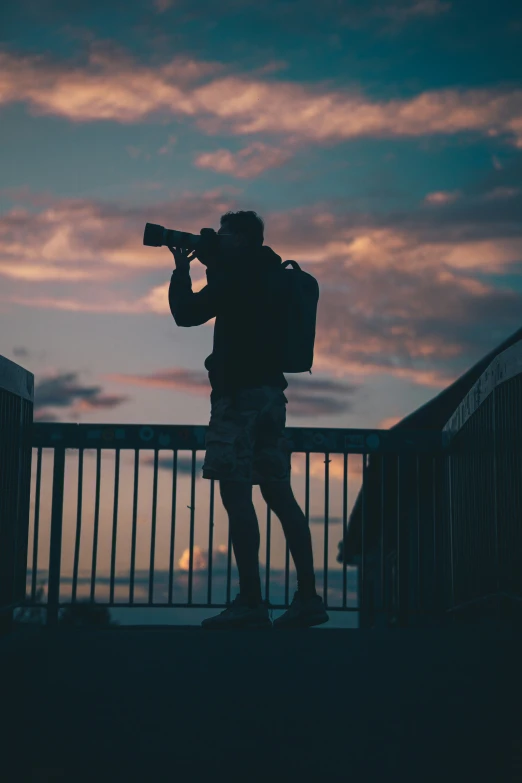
left=194, top=142, right=295, bottom=177
left=2, top=190, right=522, bottom=393
left=2, top=189, right=518, bottom=296
left=0, top=187, right=244, bottom=284
left=0, top=46, right=521, bottom=149
left=424, top=190, right=461, bottom=204
left=103, top=368, right=361, bottom=419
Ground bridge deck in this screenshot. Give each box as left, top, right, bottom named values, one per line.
left=2, top=619, right=521, bottom=782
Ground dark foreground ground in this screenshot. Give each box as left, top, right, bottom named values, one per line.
left=1, top=616, right=521, bottom=783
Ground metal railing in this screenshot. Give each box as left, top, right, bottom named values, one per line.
left=0, top=356, right=34, bottom=632
left=442, top=339, right=522, bottom=620
left=22, top=423, right=444, bottom=627
left=339, top=337, right=522, bottom=628
left=6, top=337, right=521, bottom=631
left=336, top=447, right=450, bottom=628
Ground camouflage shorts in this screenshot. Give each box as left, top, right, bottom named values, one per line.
left=202, top=386, right=292, bottom=485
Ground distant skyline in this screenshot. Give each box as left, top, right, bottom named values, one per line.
left=2, top=0, right=521, bottom=624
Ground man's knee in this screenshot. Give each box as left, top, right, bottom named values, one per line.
left=259, top=480, right=294, bottom=507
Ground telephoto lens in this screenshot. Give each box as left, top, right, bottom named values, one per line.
left=143, top=223, right=201, bottom=249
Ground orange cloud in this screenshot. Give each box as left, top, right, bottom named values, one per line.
left=142, top=275, right=209, bottom=316
left=104, top=366, right=361, bottom=417
left=3, top=190, right=522, bottom=394
left=0, top=46, right=521, bottom=149
left=178, top=545, right=207, bottom=572
left=0, top=187, right=241, bottom=283
left=3, top=193, right=520, bottom=296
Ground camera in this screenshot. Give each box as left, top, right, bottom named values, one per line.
left=143, top=223, right=219, bottom=253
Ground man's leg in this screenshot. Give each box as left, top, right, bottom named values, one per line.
left=259, top=481, right=317, bottom=599
left=219, top=479, right=263, bottom=606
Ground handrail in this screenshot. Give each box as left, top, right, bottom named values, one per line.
left=443, top=338, right=522, bottom=441
left=25, top=425, right=444, bottom=629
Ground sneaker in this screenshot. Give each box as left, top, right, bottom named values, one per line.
left=201, top=594, right=273, bottom=630
left=272, top=591, right=329, bottom=629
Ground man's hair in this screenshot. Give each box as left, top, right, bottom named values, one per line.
left=219, top=210, right=264, bottom=248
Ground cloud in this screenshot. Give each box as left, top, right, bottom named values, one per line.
left=141, top=275, right=209, bottom=316
left=308, top=515, right=344, bottom=525
left=468, top=157, right=522, bottom=199
left=330, top=0, right=451, bottom=30
left=157, top=134, right=178, bottom=156
left=424, top=186, right=520, bottom=206
left=373, top=0, right=451, bottom=26
left=143, top=452, right=206, bottom=476
left=0, top=45, right=521, bottom=149
left=139, top=444, right=368, bottom=484
left=9, top=345, right=47, bottom=363
left=178, top=545, right=208, bottom=572
left=104, top=367, right=361, bottom=417
left=106, top=367, right=212, bottom=395
left=424, top=190, right=461, bottom=204
left=3, top=185, right=522, bottom=399
left=482, top=186, right=521, bottom=200
left=33, top=371, right=130, bottom=421
left=39, top=561, right=357, bottom=609
left=194, top=142, right=296, bottom=178
left=149, top=0, right=451, bottom=32
left=0, top=186, right=243, bottom=285
left=379, top=415, right=404, bottom=429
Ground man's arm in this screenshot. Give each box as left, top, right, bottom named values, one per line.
left=168, top=263, right=228, bottom=326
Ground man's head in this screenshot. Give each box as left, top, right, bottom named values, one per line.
left=217, top=210, right=264, bottom=257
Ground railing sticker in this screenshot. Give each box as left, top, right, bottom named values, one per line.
left=365, top=434, right=380, bottom=450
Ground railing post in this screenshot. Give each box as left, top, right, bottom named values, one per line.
left=47, top=447, right=65, bottom=627
left=396, top=454, right=411, bottom=628
left=491, top=386, right=500, bottom=595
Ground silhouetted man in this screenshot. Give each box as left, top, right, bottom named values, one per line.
left=168, top=210, right=329, bottom=629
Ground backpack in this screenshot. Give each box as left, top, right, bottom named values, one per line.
left=278, top=260, right=319, bottom=375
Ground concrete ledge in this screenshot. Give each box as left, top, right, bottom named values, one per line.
left=0, top=354, right=34, bottom=401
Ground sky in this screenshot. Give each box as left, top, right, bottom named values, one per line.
left=2, top=0, right=521, bottom=627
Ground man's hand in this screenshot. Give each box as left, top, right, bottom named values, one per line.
left=194, top=228, right=220, bottom=268
left=169, top=246, right=196, bottom=271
